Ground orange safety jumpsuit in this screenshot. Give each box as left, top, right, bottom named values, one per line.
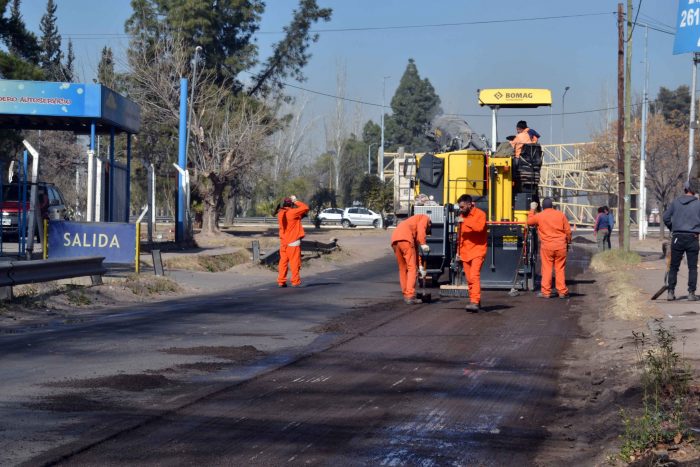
left=527, top=208, right=572, bottom=297
left=510, top=128, right=534, bottom=158
left=277, top=201, right=309, bottom=286
left=390, top=214, right=430, bottom=299
left=457, top=207, right=488, bottom=305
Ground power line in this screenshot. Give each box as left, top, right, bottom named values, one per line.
left=638, top=13, right=674, bottom=31
left=59, top=11, right=613, bottom=40
left=277, top=75, right=658, bottom=118
left=263, top=12, right=614, bottom=34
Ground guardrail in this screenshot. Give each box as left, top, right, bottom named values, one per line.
left=0, top=256, right=106, bottom=300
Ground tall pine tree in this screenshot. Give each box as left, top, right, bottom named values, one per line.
left=97, top=46, right=116, bottom=88
left=62, top=38, right=75, bottom=82
left=38, top=0, right=63, bottom=81
left=385, top=59, right=442, bottom=152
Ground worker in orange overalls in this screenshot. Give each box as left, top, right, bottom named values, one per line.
left=391, top=214, right=431, bottom=304
left=527, top=197, right=572, bottom=299
left=276, top=195, right=309, bottom=287
left=509, top=120, right=537, bottom=158
left=456, top=194, right=488, bottom=312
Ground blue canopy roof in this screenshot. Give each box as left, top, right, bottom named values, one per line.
left=0, top=80, right=140, bottom=134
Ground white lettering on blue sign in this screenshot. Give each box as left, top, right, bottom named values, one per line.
left=63, top=232, right=121, bottom=248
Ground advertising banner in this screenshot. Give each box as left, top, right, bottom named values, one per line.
left=47, top=220, right=137, bottom=265
left=674, top=0, right=700, bottom=55
left=0, top=80, right=101, bottom=118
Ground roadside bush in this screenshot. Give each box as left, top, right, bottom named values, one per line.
left=618, top=323, right=693, bottom=462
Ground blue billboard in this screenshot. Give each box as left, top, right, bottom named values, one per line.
left=47, top=221, right=137, bottom=265
left=0, top=80, right=140, bottom=133
left=674, top=0, right=700, bottom=54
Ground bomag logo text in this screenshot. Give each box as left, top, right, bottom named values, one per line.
left=506, top=92, right=534, bottom=99
left=63, top=232, right=121, bottom=248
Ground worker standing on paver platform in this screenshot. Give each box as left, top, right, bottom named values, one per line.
left=391, top=214, right=431, bottom=304
left=455, top=194, right=487, bottom=312
left=662, top=179, right=700, bottom=302
left=509, top=120, right=538, bottom=158
left=276, top=195, right=309, bottom=288
left=527, top=198, right=572, bottom=299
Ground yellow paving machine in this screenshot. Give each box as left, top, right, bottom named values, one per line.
left=410, top=89, right=552, bottom=296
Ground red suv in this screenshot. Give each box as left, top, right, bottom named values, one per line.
left=1, top=182, right=69, bottom=238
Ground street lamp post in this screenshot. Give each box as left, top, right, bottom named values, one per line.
left=186, top=46, right=202, bottom=162
left=380, top=76, right=390, bottom=182
left=561, top=86, right=570, bottom=144
left=367, top=143, right=376, bottom=174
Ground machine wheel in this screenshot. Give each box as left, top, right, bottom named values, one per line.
left=341, top=219, right=351, bottom=228
left=373, top=219, right=380, bottom=229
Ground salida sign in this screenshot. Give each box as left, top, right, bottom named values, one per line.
left=47, top=221, right=137, bottom=265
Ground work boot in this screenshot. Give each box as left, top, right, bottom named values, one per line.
left=667, top=289, right=676, bottom=301
left=464, top=302, right=480, bottom=312
left=278, top=283, right=287, bottom=288
left=404, top=297, right=421, bottom=305
left=689, top=292, right=699, bottom=301
left=536, top=292, right=551, bottom=299
left=559, top=293, right=570, bottom=299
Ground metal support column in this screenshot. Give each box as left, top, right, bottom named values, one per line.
left=177, top=78, right=188, bottom=242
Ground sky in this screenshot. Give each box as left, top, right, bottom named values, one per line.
left=16, top=0, right=691, bottom=150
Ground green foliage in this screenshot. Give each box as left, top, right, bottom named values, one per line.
left=309, top=186, right=337, bottom=217
left=63, top=39, right=75, bottom=82
left=352, top=174, right=393, bottom=214
left=385, top=58, right=442, bottom=152
left=38, top=0, right=64, bottom=80
left=617, top=324, right=693, bottom=462
left=339, top=134, right=369, bottom=206
left=0, top=0, right=43, bottom=80
left=97, top=46, right=116, bottom=88
left=362, top=120, right=381, bottom=145
left=6, top=0, right=40, bottom=62
left=248, top=0, right=331, bottom=96
left=651, top=85, right=691, bottom=128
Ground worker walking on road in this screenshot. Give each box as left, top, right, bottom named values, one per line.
left=527, top=198, right=572, bottom=299
left=391, top=214, right=432, bottom=304
left=456, top=194, right=487, bottom=312
left=276, top=195, right=309, bottom=288
left=663, top=179, right=700, bottom=301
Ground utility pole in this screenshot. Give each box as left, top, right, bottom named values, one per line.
left=689, top=53, right=699, bottom=181
left=623, top=0, right=633, bottom=251
left=380, top=76, right=390, bottom=182
left=617, top=3, right=625, bottom=248
left=639, top=24, right=649, bottom=241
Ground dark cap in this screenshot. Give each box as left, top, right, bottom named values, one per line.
left=516, top=120, right=527, bottom=130
left=542, top=197, right=554, bottom=209
left=282, top=197, right=294, bottom=207
left=684, top=179, right=699, bottom=194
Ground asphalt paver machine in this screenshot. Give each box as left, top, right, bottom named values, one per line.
left=410, top=89, right=552, bottom=297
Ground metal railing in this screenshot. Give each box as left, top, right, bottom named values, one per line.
left=0, top=256, right=106, bottom=300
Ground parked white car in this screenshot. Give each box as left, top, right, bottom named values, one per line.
left=342, top=207, right=382, bottom=228
left=317, top=207, right=344, bottom=223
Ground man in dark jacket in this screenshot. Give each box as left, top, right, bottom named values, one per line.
left=663, top=179, right=700, bottom=301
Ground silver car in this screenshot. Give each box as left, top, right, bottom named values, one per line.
left=341, top=207, right=382, bottom=228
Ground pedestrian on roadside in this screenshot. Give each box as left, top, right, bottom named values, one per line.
left=455, top=194, right=488, bottom=312
left=662, top=179, right=700, bottom=301
left=593, top=206, right=610, bottom=252
left=527, top=197, right=572, bottom=299
left=391, top=214, right=432, bottom=304
left=275, top=195, right=309, bottom=288
left=605, top=206, right=614, bottom=249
